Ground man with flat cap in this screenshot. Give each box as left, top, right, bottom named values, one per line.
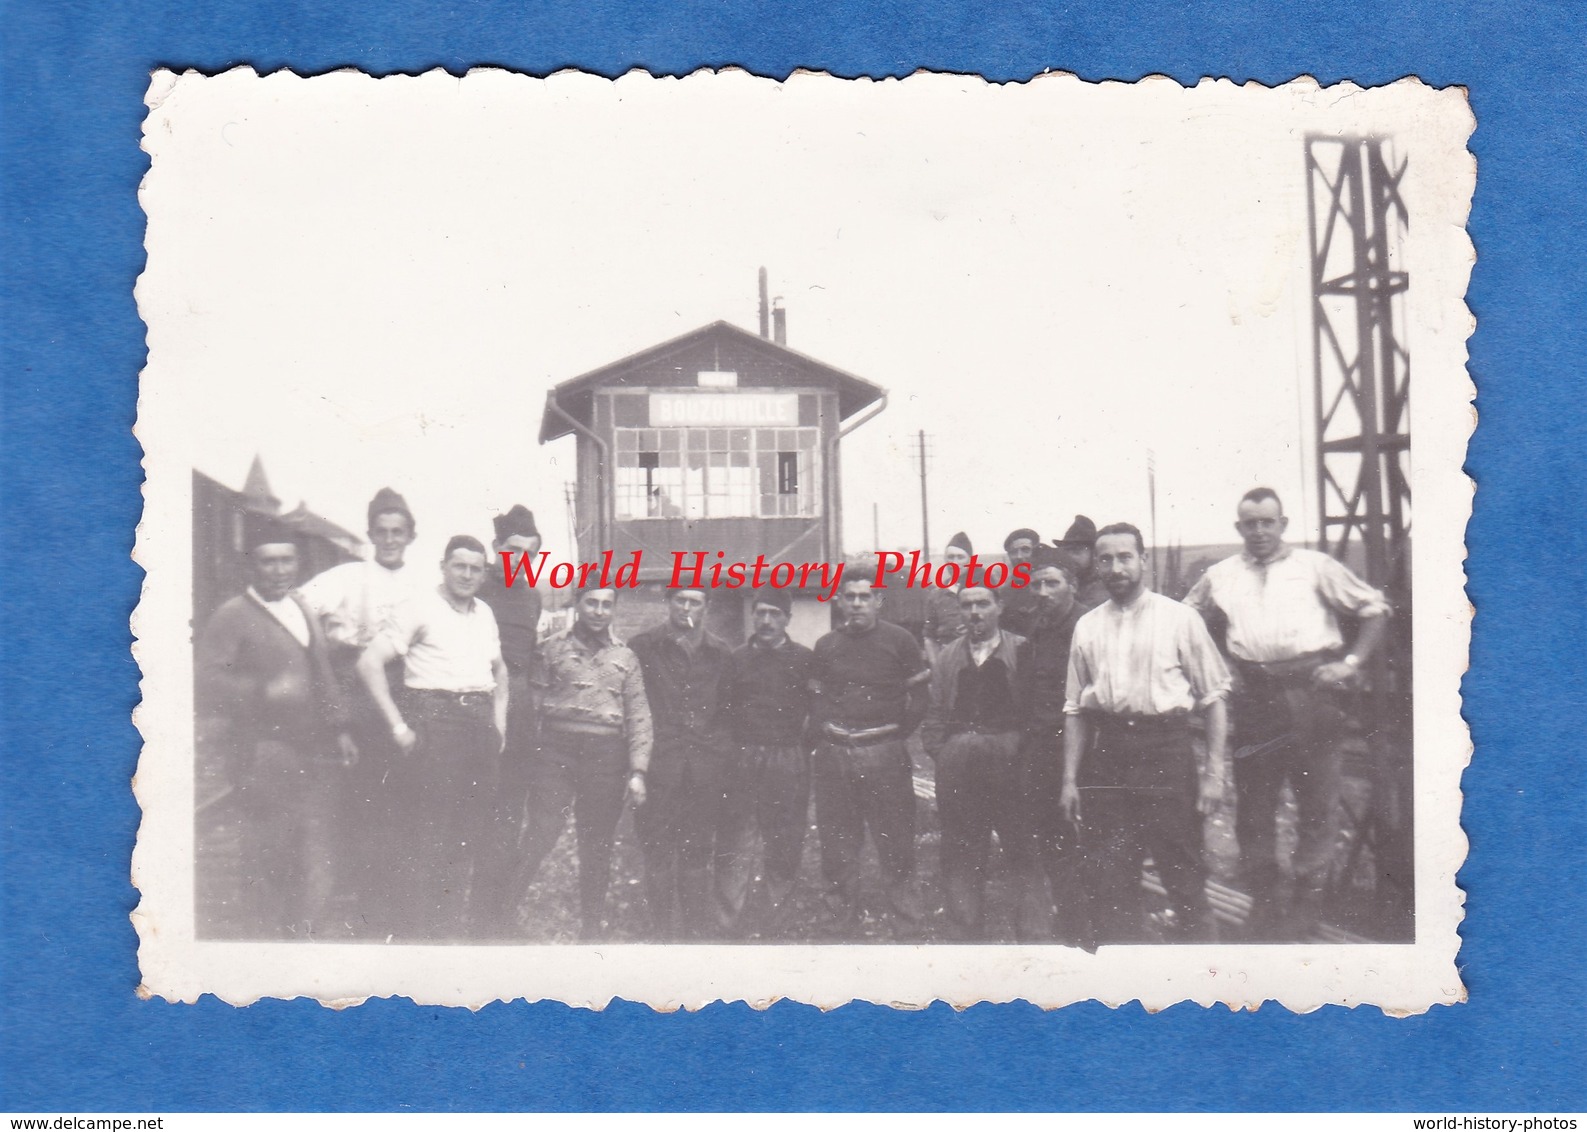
left=628, top=584, right=736, bottom=939
left=195, top=516, right=357, bottom=938
left=298, top=486, right=422, bottom=923
left=1055, top=514, right=1109, bottom=610
left=472, top=504, right=545, bottom=936
left=716, top=587, right=818, bottom=935
left=922, top=531, right=973, bottom=669
left=999, top=527, right=1043, bottom=637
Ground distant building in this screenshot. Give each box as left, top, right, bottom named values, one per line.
left=192, top=456, right=362, bottom=632
left=539, top=315, right=888, bottom=642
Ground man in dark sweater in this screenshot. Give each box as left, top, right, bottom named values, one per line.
left=195, top=520, right=356, bottom=939
left=921, top=585, right=1029, bottom=939
left=628, top=586, right=735, bottom=939
left=1014, top=545, right=1090, bottom=943
left=811, top=576, right=932, bottom=931
left=472, top=504, right=544, bottom=937
left=716, top=589, right=817, bottom=935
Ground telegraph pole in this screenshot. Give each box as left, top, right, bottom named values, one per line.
left=915, top=430, right=931, bottom=554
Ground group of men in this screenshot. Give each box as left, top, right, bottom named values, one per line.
left=195, top=483, right=1389, bottom=946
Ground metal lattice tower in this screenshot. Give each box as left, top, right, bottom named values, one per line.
left=1306, top=135, right=1411, bottom=595
left=1305, top=135, right=1414, bottom=938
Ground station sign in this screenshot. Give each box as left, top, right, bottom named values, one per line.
left=649, top=392, right=799, bottom=427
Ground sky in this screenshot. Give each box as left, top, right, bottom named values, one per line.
left=138, top=69, right=1466, bottom=569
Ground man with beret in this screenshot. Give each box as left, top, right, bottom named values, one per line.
left=628, top=585, right=737, bottom=939
left=1184, top=486, right=1391, bottom=938
left=998, top=527, right=1043, bottom=637
left=357, top=534, right=509, bottom=939
left=297, top=486, right=422, bottom=925
left=1055, top=514, right=1109, bottom=610
left=471, top=504, right=545, bottom=937
left=920, top=584, right=1030, bottom=939
left=811, top=576, right=932, bottom=934
left=519, top=586, right=652, bottom=941
left=922, top=531, right=973, bottom=669
left=195, top=518, right=357, bottom=938
left=716, top=588, right=817, bottom=935
left=1014, top=546, right=1089, bottom=942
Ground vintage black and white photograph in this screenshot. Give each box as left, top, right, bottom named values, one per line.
left=133, top=69, right=1472, bottom=1010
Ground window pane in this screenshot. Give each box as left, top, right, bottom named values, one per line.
left=730, top=428, right=749, bottom=450
left=660, top=429, right=681, bottom=452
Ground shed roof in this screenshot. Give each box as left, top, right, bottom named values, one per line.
left=538, top=321, right=886, bottom=444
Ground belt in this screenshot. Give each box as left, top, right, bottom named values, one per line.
left=823, top=722, right=900, bottom=747
left=405, top=688, right=494, bottom=709
left=1234, top=650, right=1339, bottom=681
left=1087, top=711, right=1192, bottom=730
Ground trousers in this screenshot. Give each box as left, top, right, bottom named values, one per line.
left=234, top=737, right=348, bottom=938
left=934, top=729, right=1038, bottom=937
left=387, top=691, right=501, bottom=940
left=1230, top=658, right=1348, bottom=919
left=812, top=737, right=917, bottom=910
left=516, top=729, right=630, bottom=935
left=1020, top=726, right=1088, bottom=943
left=635, top=738, right=729, bottom=939
left=1078, top=717, right=1206, bottom=943
left=715, top=742, right=811, bottom=931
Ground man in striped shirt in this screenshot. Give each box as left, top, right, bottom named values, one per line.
left=1061, top=522, right=1231, bottom=943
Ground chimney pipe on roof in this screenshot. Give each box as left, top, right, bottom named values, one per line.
left=772, top=295, right=786, bottom=345
left=758, top=267, right=770, bottom=339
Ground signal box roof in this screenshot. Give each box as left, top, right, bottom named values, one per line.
left=539, top=320, right=886, bottom=444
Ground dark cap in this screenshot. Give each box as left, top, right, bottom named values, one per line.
left=493, top=504, right=540, bottom=542
left=244, top=513, right=300, bottom=552
left=947, top=531, right=973, bottom=555
left=1029, top=544, right=1067, bottom=571
left=1057, top=514, right=1097, bottom=548
left=1003, top=527, right=1040, bottom=552
left=751, top=588, right=793, bottom=615
left=367, top=487, right=414, bottom=532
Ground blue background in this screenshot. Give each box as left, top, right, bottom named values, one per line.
left=3, top=0, right=1584, bottom=1112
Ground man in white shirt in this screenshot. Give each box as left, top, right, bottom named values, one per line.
left=1061, top=523, right=1232, bottom=943
left=358, top=534, right=509, bottom=940
left=1184, top=487, right=1391, bottom=938
left=297, top=487, right=421, bottom=927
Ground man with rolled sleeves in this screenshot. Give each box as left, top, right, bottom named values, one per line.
left=1060, top=522, right=1231, bottom=943
left=628, top=585, right=736, bottom=939
left=357, top=534, right=509, bottom=940
left=472, top=504, right=544, bottom=936
left=297, top=486, right=421, bottom=922
left=811, top=576, right=932, bottom=932
left=1013, top=545, right=1089, bottom=941
left=716, top=588, right=817, bottom=935
left=195, top=518, right=357, bottom=938
left=922, top=531, right=973, bottom=668
left=921, top=584, right=1030, bottom=939
left=1183, top=486, right=1391, bottom=937
left=518, top=587, right=652, bottom=940
left=999, top=527, right=1043, bottom=637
